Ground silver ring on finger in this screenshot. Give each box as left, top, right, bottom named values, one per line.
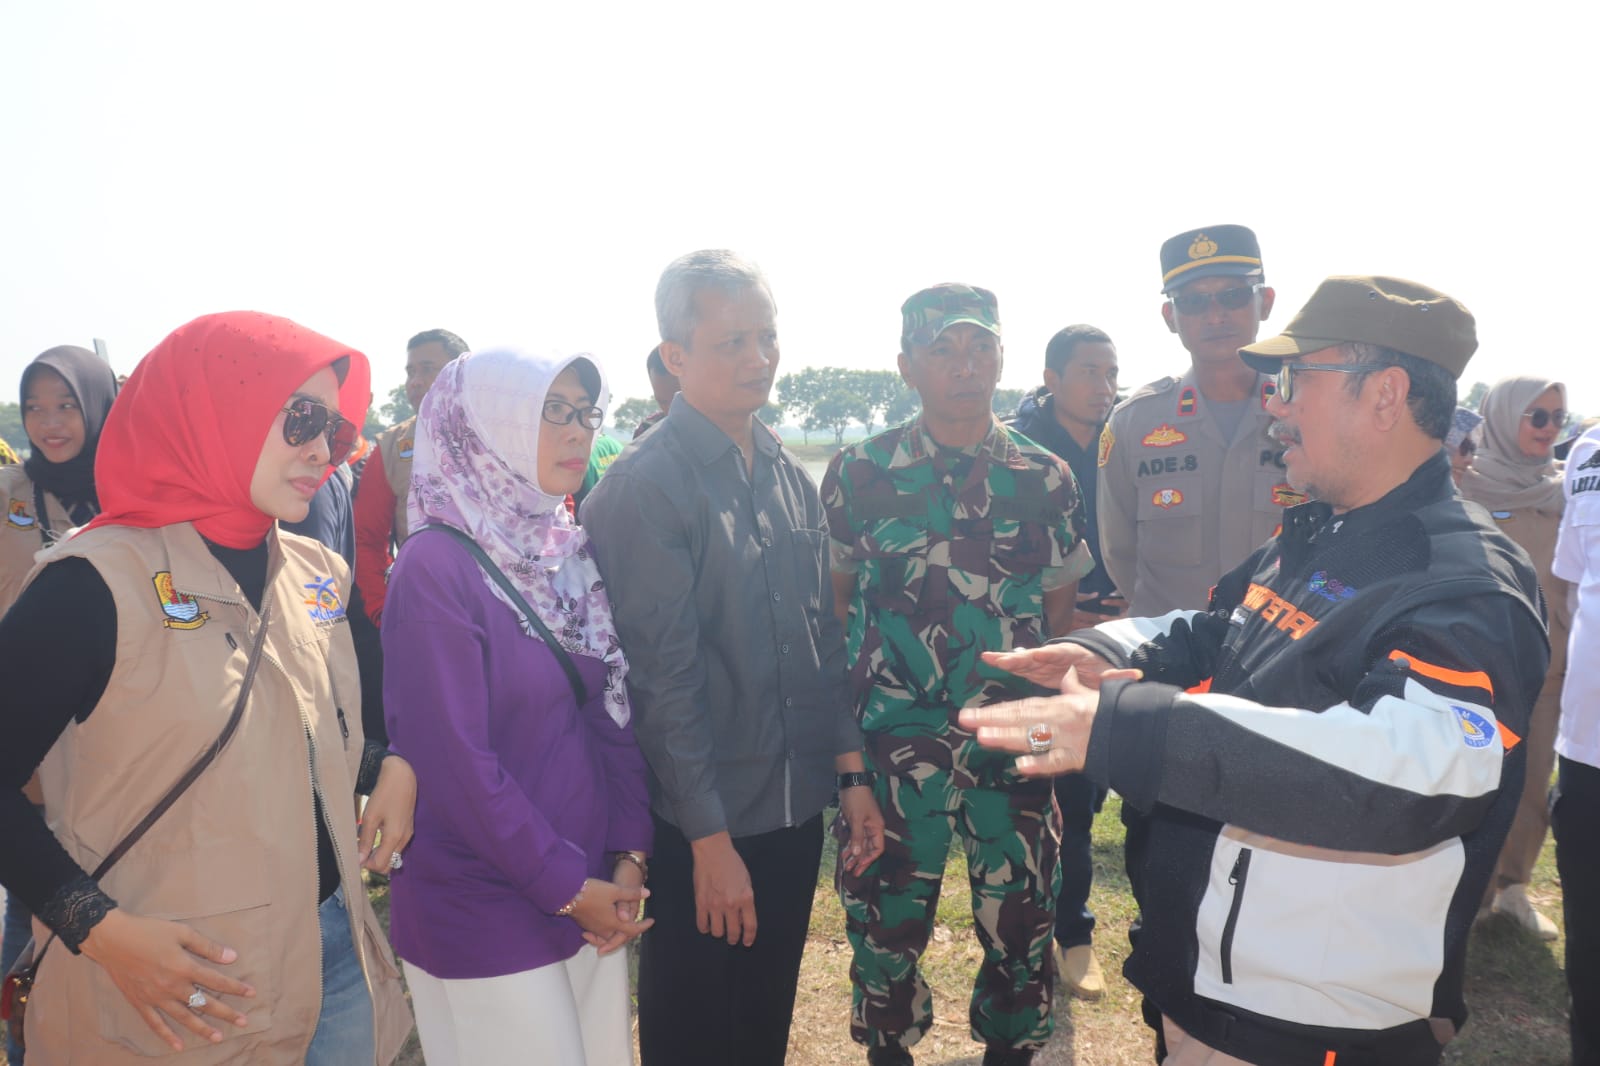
left=188, top=988, right=208, bottom=1010
left=388, top=851, right=404, bottom=870
left=1026, top=722, right=1054, bottom=755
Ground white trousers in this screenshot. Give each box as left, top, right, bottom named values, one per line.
left=404, top=945, right=633, bottom=1066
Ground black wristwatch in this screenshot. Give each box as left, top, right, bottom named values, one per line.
left=837, top=771, right=876, bottom=790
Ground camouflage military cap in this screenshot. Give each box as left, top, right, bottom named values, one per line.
left=1160, top=224, right=1263, bottom=293
left=1240, top=275, right=1478, bottom=379
left=901, top=283, right=1000, bottom=349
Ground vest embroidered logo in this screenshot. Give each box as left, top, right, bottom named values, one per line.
left=398, top=438, right=414, bottom=460
left=1271, top=484, right=1308, bottom=507
left=1177, top=387, right=1198, bottom=416
left=5, top=500, right=34, bottom=529
left=1097, top=424, right=1114, bottom=468
left=1307, top=570, right=1356, bottom=602
left=1141, top=424, right=1188, bottom=448
left=303, top=576, right=348, bottom=624
left=153, top=571, right=209, bottom=630
left=1152, top=487, right=1184, bottom=509
left=1452, top=705, right=1495, bottom=749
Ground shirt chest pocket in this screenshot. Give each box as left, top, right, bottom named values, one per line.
left=1135, top=470, right=1204, bottom=566
left=855, top=497, right=938, bottom=617
left=961, top=497, right=1056, bottom=619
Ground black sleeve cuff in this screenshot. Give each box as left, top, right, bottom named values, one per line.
left=36, top=871, right=117, bottom=954
left=1084, top=679, right=1179, bottom=813
left=356, top=740, right=389, bottom=796
left=1052, top=631, right=1134, bottom=670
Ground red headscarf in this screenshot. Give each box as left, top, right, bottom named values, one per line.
left=89, top=311, right=371, bottom=549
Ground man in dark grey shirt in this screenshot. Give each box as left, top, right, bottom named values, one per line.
left=582, top=249, right=883, bottom=1066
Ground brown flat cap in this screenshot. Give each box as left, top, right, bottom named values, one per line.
left=1239, top=276, right=1477, bottom=379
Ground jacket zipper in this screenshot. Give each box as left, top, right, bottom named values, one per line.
left=1221, top=847, right=1252, bottom=984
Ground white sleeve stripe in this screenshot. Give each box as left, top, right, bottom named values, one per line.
left=1180, top=677, right=1503, bottom=800
left=1095, top=610, right=1202, bottom=656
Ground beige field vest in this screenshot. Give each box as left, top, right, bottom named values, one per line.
left=24, top=522, right=410, bottom=1065
left=375, top=417, right=416, bottom=546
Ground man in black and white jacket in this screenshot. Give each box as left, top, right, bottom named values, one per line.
left=962, top=276, right=1549, bottom=1066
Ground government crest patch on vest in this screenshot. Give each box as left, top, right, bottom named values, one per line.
left=303, top=576, right=348, bottom=625
left=399, top=438, right=414, bottom=460
left=153, top=571, right=209, bottom=630
left=5, top=499, right=34, bottom=529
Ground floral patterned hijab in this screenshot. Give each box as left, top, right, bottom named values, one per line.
left=408, top=347, right=630, bottom=726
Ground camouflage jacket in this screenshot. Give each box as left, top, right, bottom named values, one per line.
left=822, top=417, right=1091, bottom=729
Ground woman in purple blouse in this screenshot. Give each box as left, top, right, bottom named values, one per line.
left=382, top=347, right=652, bottom=1066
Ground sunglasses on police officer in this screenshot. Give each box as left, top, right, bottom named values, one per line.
left=281, top=397, right=357, bottom=466
left=1169, top=284, right=1264, bottom=316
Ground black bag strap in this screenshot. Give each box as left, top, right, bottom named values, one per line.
left=25, top=599, right=274, bottom=972
left=421, top=524, right=589, bottom=706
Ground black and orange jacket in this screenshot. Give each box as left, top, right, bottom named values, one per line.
left=1068, top=449, right=1548, bottom=1066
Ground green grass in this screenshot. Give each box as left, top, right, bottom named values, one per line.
left=375, top=793, right=1574, bottom=1065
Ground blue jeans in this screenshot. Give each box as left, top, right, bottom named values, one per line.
left=1053, top=772, right=1104, bottom=950
left=2, top=891, right=29, bottom=1066
left=304, top=886, right=375, bottom=1066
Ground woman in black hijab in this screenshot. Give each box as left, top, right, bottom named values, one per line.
left=0, top=343, right=117, bottom=1066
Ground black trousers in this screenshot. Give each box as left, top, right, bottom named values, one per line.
left=1053, top=771, right=1103, bottom=949
left=1555, top=755, right=1600, bottom=1066
left=638, top=811, right=824, bottom=1066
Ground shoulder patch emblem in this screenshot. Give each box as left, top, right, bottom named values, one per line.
left=1271, top=483, right=1308, bottom=507
left=303, top=576, right=348, bottom=624
left=1177, top=387, right=1198, bottom=416
left=398, top=438, right=414, bottom=460
left=6, top=499, right=35, bottom=529
left=1152, top=487, right=1184, bottom=509
left=1097, top=424, right=1114, bottom=468
left=1141, top=424, right=1188, bottom=448
left=1453, top=705, right=1496, bottom=749
left=153, top=571, right=209, bottom=630
left=1261, top=378, right=1277, bottom=408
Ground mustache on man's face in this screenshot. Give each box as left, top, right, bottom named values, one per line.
left=1269, top=421, right=1301, bottom=447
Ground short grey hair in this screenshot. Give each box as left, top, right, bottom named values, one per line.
left=1340, top=341, right=1456, bottom=441
left=654, top=249, right=775, bottom=348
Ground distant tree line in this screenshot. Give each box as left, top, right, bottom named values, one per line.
left=608, top=368, right=1026, bottom=445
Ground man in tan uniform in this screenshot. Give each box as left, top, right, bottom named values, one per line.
left=1098, top=225, right=1303, bottom=618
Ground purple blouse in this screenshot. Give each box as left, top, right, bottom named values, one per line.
left=382, top=530, right=652, bottom=979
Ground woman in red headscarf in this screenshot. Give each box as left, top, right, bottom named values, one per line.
left=0, top=312, right=414, bottom=1064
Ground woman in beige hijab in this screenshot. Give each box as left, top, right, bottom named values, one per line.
left=1460, top=374, right=1569, bottom=939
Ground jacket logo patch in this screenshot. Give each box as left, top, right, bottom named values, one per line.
left=153, top=571, right=209, bottom=630
left=1578, top=451, right=1600, bottom=471
left=6, top=500, right=35, bottom=529
left=1453, top=705, right=1495, bottom=749
left=303, top=576, right=348, bottom=624
left=398, top=438, right=414, bottom=459
left=1241, top=582, right=1318, bottom=639
left=1177, top=387, right=1198, bottom=416
left=1141, top=424, right=1188, bottom=448
left=1307, top=570, right=1356, bottom=602
left=1097, top=424, right=1114, bottom=468
left=1152, top=487, right=1184, bottom=509
left=1271, top=483, right=1308, bottom=507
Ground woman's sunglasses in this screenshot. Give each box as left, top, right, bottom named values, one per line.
left=282, top=398, right=357, bottom=466
left=1522, top=407, right=1567, bottom=430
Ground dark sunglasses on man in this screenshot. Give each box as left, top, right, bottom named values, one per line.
left=1170, top=283, right=1264, bottom=316
left=281, top=397, right=358, bottom=466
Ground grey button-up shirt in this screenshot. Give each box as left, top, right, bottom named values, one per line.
left=581, top=395, right=860, bottom=841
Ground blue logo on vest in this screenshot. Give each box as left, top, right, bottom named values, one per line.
left=1453, top=705, right=1495, bottom=749
left=303, top=576, right=347, bottom=624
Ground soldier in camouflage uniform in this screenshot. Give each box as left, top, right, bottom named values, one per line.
left=822, top=284, right=1093, bottom=1066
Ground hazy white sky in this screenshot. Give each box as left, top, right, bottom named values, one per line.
left=4, top=2, right=1595, bottom=424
